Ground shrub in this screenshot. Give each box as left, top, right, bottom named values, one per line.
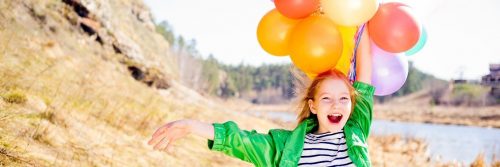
left=451, top=83, right=489, bottom=106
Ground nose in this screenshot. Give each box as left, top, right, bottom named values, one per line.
left=331, top=100, right=341, bottom=109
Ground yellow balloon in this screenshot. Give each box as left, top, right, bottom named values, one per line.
left=335, top=26, right=358, bottom=76
left=321, top=0, right=379, bottom=26
left=257, top=9, right=300, bottom=56
left=289, top=15, right=343, bottom=74
left=306, top=72, right=318, bottom=80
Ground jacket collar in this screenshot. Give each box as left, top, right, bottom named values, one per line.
left=280, top=118, right=369, bottom=167
left=279, top=118, right=318, bottom=166
left=303, top=117, right=318, bottom=133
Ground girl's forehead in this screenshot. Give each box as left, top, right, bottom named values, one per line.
left=317, top=78, right=350, bottom=94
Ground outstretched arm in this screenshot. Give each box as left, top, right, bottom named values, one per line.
left=356, top=27, right=372, bottom=84
left=148, top=120, right=281, bottom=166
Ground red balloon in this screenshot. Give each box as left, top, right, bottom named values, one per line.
left=368, top=2, right=421, bottom=53
left=274, top=0, right=319, bottom=19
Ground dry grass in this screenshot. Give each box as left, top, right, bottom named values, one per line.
left=0, top=0, right=278, bottom=166
left=368, top=135, right=432, bottom=166
left=471, top=154, right=486, bottom=167
left=1, top=90, right=28, bottom=104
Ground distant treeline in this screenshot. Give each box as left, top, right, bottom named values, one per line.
left=156, top=21, right=294, bottom=103
left=156, top=21, right=448, bottom=104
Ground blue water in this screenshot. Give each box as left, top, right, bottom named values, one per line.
left=247, top=110, right=500, bottom=164
left=372, top=120, right=500, bottom=164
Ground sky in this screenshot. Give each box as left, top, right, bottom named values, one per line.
left=143, top=0, right=500, bottom=80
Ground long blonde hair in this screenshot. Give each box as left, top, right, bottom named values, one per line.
left=292, top=68, right=358, bottom=124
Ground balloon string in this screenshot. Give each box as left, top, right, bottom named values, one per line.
left=348, top=23, right=366, bottom=84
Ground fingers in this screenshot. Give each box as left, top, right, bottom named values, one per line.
left=163, top=135, right=181, bottom=153
left=150, top=127, right=166, bottom=139
left=152, top=133, right=179, bottom=153
left=148, top=122, right=176, bottom=145
left=148, top=124, right=178, bottom=152
left=148, top=125, right=171, bottom=146
left=162, top=140, right=172, bottom=153
left=148, top=120, right=189, bottom=153
left=148, top=132, right=163, bottom=146
left=152, top=123, right=174, bottom=138
left=154, top=137, right=170, bottom=151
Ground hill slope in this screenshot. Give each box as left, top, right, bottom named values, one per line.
left=0, top=0, right=279, bottom=166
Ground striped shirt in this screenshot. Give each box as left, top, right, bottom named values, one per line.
left=298, top=130, right=355, bottom=167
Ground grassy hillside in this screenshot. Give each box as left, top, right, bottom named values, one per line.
left=0, top=0, right=279, bottom=166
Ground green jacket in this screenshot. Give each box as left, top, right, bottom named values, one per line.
left=208, top=82, right=375, bottom=167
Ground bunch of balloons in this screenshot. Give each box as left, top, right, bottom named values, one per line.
left=257, top=0, right=427, bottom=96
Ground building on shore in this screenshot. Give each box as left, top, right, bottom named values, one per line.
left=481, top=64, right=500, bottom=100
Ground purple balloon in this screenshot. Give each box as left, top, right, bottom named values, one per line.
left=371, top=42, right=409, bottom=96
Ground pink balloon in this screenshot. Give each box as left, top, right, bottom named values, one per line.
left=371, top=42, right=409, bottom=96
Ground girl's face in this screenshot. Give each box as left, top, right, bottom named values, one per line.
left=308, top=78, right=352, bottom=134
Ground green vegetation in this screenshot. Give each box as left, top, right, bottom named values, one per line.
left=451, top=83, right=490, bottom=106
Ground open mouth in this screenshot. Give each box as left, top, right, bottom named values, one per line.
left=327, top=113, right=343, bottom=124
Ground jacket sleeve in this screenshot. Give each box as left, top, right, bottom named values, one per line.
left=350, top=81, right=375, bottom=137
left=207, top=121, right=287, bottom=166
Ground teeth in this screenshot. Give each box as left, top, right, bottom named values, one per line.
left=329, top=113, right=342, bottom=116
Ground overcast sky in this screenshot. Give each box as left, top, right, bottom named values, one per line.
left=144, top=0, right=500, bottom=80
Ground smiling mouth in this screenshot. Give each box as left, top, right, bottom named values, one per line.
left=327, top=113, right=343, bottom=124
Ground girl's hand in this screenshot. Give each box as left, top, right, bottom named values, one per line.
left=148, top=119, right=193, bottom=153
left=148, top=119, right=214, bottom=153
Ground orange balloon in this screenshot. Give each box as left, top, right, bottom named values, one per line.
left=368, top=2, right=421, bottom=53
left=289, top=16, right=343, bottom=74
left=257, top=9, right=300, bottom=56
left=275, top=0, right=320, bottom=19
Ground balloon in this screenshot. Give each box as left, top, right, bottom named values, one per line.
left=257, top=9, right=300, bottom=56
left=368, top=2, right=421, bottom=53
left=289, top=16, right=343, bottom=74
left=306, top=72, right=317, bottom=80
left=335, top=26, right=358, bottom=76
left=371, top=42, right=409, bottom=96
left=274, top=0, right=320, bottom=19
left=321, top=0, right=379, bottom=26
left=405, top=26, right=427, bottom=56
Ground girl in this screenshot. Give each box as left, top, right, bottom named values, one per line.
left=148, top=27, right=374, bottom=167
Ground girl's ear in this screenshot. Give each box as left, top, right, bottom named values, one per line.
left=308, top=99, right=317, bottom=114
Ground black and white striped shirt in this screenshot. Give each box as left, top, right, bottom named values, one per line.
left=298, top=130, right=354, bottom=167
